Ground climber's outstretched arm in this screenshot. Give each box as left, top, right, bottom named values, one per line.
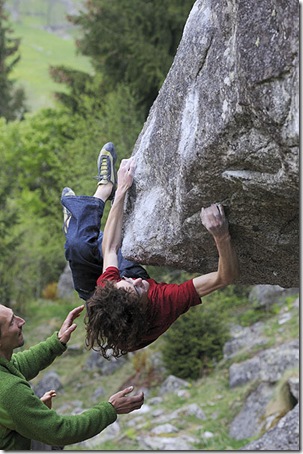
left=193, top=204, right=239, bottom=297
left=102, top=158, right=136, bottom=272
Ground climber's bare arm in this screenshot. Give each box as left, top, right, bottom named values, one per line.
left=102, top=158, right=136, bottom=271
left=193, top=204, right=239, bottom=297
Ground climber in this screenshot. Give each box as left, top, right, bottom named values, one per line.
left=61, top=142, right=239, bottom=360
left=0, top=303, right=144, bottom=450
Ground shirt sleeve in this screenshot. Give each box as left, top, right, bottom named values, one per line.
left=3, top=379, right=117, bottom=446
left=11, top=332, right=66, bottom=381
left=96, top=266, right=121, bottom=286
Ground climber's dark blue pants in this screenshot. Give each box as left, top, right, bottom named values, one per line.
left=61, top=195, right=150, bottom=301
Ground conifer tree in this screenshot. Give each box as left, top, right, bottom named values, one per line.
left=0, top=0, right=26, bottom=121
left=0, top=118, right=21, bottom=305
left=52, top=0, right=195, bottom=116
left=49, top=65, right=96, bottom=115
left=162, top=305, right=230, bottom=380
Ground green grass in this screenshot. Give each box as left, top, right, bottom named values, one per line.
left=9, top=11, right=92, bottom=112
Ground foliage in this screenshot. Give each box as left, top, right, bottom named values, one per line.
left=0, top=80, right=143, bottom=306
left=65, top=0, right=195, bottom=115
left=162, top=302, right=230, bottom=380
left=41, top=282, right=58, bottom=300
left=49, top=65, right=97, bottom=115
left=202, top=285, right=253, bottom=324
left=0, top=108, right=78, bottom=304
left=0, top=118, right=22, bottom=304
left=206, top=285, right=292, bottom=327
left=0, top=0, right=26, bottom=121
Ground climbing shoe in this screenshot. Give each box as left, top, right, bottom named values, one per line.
left=61, top=187, right=75, bottom=234
left=96, top=142, right=117, bottom=199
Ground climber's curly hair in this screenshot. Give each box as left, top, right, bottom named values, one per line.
left=85, top=280, right=148, bottom=359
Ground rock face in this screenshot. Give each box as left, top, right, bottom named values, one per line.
left=122, top=0, right=299, bottom=287
left=241, top=404, right=299, bottom=451
left=227, top=293, right=299, bottom=445
left=229, top=382, right=276, bottom=440
left=229, top=339, right=299, bottom=388
left=57, top=262, right=74, bottom=299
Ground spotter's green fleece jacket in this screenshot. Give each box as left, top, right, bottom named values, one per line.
left=0, top=332, right=117, bottom=450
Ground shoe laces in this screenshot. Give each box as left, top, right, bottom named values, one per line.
left=99, top=156, right=109, bottom=180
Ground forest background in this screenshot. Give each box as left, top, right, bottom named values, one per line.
left=0, top=0, right=198, bottom=307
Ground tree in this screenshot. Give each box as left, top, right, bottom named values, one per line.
left=0, top=117, right=22, bottom=304
left=0, top=87, right=143, bottom=305
left=162, top=304, right=230, bottom=380
left=0, top=0, right=26, bottom=121
left=49, top=66, right=98, bottom=115
left=61, top=0, right=195, bottom=115
left=0, top=108, right=81, bottom=304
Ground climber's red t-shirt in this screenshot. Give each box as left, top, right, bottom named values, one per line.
left=96, top=266, right=202, bottom=350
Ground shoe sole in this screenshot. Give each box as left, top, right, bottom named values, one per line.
left=61, top=187, right=75, bottom=234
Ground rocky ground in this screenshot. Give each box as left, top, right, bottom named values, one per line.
left=31, top=285, right=299, bottom=450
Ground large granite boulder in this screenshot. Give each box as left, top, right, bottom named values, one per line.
left=122, top=0, right=299, bottom=287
